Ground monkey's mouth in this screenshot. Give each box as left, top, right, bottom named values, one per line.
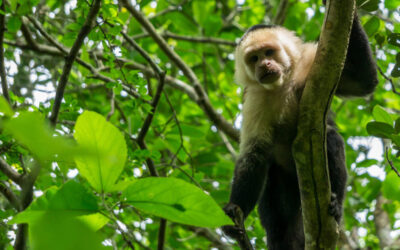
left=259, top=71, right=280, bottom=84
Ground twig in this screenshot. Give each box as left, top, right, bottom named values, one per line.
left=272, top=0, right=290, bottom=25
left=15, top=161, right=41, bottom=249
left=49, top=0, right=101, bottom=125
left=186, top=226, right=232, bottom=250
left=107, top=91, right=115, bottom=121
left=122, top=26, right=168, bottom=249
left=162, top=32, right=236, bottom=46
left=0, top=181, right=21, bottom=210
left=157, top=219, right=167, bottom=250
left=217, top=130, right=237, bottom=160
left=0, top=2, right=10, bottom=103
left=378, top=66, right=400, bottom=96
left=0, top=158, right=22, bottom=185
left=385, top=147, right=400, bottom=177
left=120, top=0, right=239, bottom=142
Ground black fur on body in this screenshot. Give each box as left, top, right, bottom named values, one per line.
left=223, top=13, right=378, bottom=250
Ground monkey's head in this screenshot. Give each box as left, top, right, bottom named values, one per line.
left=235, top=25, right=302, bottom=90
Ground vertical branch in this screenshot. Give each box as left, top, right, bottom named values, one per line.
left=49, top=0, right=101, bottom=125
left=122, top=30, right=168, bottom=249
left=0, top=2, right=10, bottom=103
left=292, top=0, right=355, bottom=248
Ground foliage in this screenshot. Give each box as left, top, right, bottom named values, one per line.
left=0, top=0, right=398, bottom=249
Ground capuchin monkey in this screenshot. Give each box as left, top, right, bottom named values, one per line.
left=223, top=12, right=378, bottom=250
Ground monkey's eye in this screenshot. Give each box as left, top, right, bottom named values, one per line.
left=265, top=49, right=274, bottom=57
left=248, top=55, right=258, bottom=63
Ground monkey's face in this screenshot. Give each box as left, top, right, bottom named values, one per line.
left=235, top=28, right=294, bottom=90
left=244, top=45, right=282, bottom=85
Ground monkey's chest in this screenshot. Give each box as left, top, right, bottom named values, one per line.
left=271, top=123, right=298, bottom=172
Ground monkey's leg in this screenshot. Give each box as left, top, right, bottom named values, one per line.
left=227, top=140, right=271, bottom=218
left=258, top=166, right=303, bottom=250
left=326, top=128, right=347, bottom=222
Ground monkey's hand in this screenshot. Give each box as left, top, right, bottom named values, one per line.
left=221, top=203, right=245, bottom=238
left=328, top=192, right=342, bottom=222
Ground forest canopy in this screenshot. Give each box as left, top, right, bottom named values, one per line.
left=0, top=0, right=399, bottom=249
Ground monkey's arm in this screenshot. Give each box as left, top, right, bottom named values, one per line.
left=225, top=141, right=270, bottom=218
left=335, top=13, right=378, bottom=96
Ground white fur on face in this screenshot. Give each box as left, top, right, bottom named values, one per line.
left=235, top=27, right=317, bottom=150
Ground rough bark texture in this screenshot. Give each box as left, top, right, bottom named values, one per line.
left=292, top=0, right=355, bottom=248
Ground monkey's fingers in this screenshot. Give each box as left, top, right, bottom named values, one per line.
left=328, top=192, right=341, bottom=221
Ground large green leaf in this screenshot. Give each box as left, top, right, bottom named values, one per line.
left=0, top=96, right=13, bottom=117
left=74, top=111, right=127, bottom=192
left=123, top=177, right=233, bottom=227
left=372, top=105, right=393, bottom=125
left=3, top=112, right=79, bottom=162
left=363, top=16, right=381, bottom=37
left=366, top=121, right=395, bottom=139
left=11, top=181, right=100, bottom=224
left=29, top=212, right=108, bottom=250
left=382, top=172, right=400, bottom=201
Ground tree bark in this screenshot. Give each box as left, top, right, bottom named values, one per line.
left=292, top=0, right=355, bottom=248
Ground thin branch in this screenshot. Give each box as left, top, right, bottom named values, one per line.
left=0, top=2, right=10, bottom=103
left=120, top=0, right=239, bottom=142
left=385, top=147, right=400, bottom=177
left=186, top=226, right=232, bottom=250
left=137, top=72, right=166, bottom=176
left=0, top=181, right=21, bottom=210
left=378, top=65, right=400, bottom=96
left=218, top=130, right=237, bottom=160
left=0, top=158, right=22, bottom=185
left=14, top=161, right=41, bottom=249
left=26, top=16, right=68, bottom=54
left=49, top=0, right=101, bottom=125
left=120, top=31, right=163, bottom=74
left=107, top=91, right=116, bottom=121
left=162, top=32, right=236, bottom=46
left=272, top=0, right=290, bottom=25
left=123, top=31, right=168, bottom=249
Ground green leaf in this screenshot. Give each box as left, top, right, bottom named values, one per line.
left=391, top=63, right=400, bottom=78
left=11, top=181, right=99, bottom=224
left=366, top=121, right=395, bottom=139
left=358, top=0, right=380, bottom=11
left=356, top=159, right=378, bottom=168
left=395, top=118, right=400, bottom=134
left=372, top=105, right=393, bottom=125
left=363, top=16, right=380, bottom=37
left=7, top=16, right=21, bottom=33
left=385, top=0, right=400, bottom=9
left=392, top=135, right=400, bottom=147
left=123, top=177, right=233, bottom=227
left=74, top=111, right=127, bottom=192
left=29, top=212, right=107, bottom=250
left=382, top=172, right=400, bottom=201
left=0, top=96, right=13, bottom=117
left=388, top=33, right=400, bottom=47
left=3, top=112, right=79, bottom=162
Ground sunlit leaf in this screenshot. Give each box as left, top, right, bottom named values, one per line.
left=74, top=111, right=127, bottom=192
left=11, top=181, right=99, bottom=224
left=3, top=112, right=79, bottom=162
left=123, top=177, right=233, bottom=227
left=29, top=212, right=107, bottom=250
left=372, top=105, right=393, bottom=125
left=382, top=172, right=400, bottom=201
left=363, top=16, right=380, bottom=37
left=366, top=121, right=395, bottom=139
left=0, top=96, right=13, bottom=117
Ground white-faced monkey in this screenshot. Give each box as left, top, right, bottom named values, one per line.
left=223, top=9, right=378, bottom=250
